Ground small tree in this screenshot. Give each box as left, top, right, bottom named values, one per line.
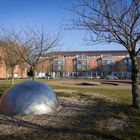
left=97, top=59, right=108, bottom=76
left=0, top=41, right=22, bottom=85
left=72, top=0, right=140, bottom=108
left=36, top=57, right=56, bottom=76
left=8, top=26, right=62, bottom=80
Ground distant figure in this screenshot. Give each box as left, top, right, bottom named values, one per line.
left=27, top=68, right=33, bottom=80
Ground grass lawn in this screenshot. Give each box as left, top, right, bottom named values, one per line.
left=0, top=78, right=140, bottom=140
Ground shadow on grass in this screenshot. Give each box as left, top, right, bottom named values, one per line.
left=0, top=97, right=140, bottom=140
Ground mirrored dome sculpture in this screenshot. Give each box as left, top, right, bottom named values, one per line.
left=0, top=80, right=60, bottom=116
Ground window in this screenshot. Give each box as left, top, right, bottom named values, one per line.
left=76, top=60, right=88, bottom=71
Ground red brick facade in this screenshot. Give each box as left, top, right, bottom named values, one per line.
left=0, top=50, right=139, bottom=79
left=0, top=59, right=27, bottom=79
left=36, top=50, right=139, bottom=79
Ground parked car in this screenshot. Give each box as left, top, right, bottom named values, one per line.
left=106, top=75, right=118, bottom=80
left=95, top=76, right=101, bottom=79
left=86, top=76, right=94, bottom=79
left=45, top=73, right=54, bottom=79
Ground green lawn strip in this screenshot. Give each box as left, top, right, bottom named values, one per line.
left=48, top=84, right=131, bottom=104
left=0, top=84, right=11, bottom=96
left=0, top=79, right=132, bottom=104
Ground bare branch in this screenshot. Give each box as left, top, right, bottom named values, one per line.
left=0, top=26, right=62, bottom=80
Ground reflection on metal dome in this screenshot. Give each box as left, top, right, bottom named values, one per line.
left=0, top=80, right=60, bottom=116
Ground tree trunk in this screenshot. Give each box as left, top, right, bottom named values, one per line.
left=131, top=55, right=140, bottom=108
left=5, top=67, right=9, bottom=80
left=6, top=70, right=8, bottom=80
left=11, top=69, right=15, bottom=85
left=11, top=76, right=14, bottom=85
left=32, top=67, right=36, bottom=81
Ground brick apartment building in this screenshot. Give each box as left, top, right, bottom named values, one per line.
left=0, top=50, right=139, bottom=79
left=36, top=50, right=140, bottom=79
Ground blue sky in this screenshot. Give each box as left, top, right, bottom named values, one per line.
left=0, top=0, right=125, bottom=51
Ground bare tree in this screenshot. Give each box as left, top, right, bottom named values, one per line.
left=0, top=41, right=22, bottom=85
left=7, top=26, right=62, bottom=80
left=97, top=59, right=108, bottom=76
left=36, top=57, right=56, bottom=75
left=72, top=0, right=140, bottom=108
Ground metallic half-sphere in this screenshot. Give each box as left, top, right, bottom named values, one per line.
left=0, top=80, right=60, bottom=116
